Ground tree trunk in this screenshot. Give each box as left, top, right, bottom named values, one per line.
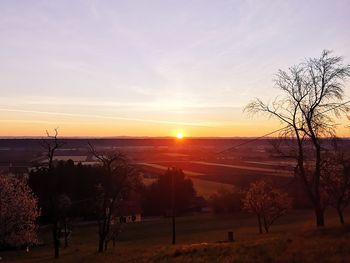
left=337, top=207, right=345, bottom=225
left=171, top=171, right=176, bottom=244
left=104, top=240, right=108, bottom=251
left=263, top=217, right=269, bottom=233
left=264, top=226, right=269, bottom=233
left=64, top=218, right=68, bottom=248
left=315, top=205, right=325, bottom=227
left=309, top=128, right=324, bottom=228
left=50, top=196, right=60, bottom=259
left=257, top=215, right=262, bottom=234
left=98, top=216, right=108, bottom=253
left=98, top=235, right=105, bottom=253
left=52, top=221, right=60, bottom=258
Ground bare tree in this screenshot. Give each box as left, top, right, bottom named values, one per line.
left=40, top=128, right=64, bottom=258
left=40, top=128, right=63, bottom=170
left=245, top=50, right=350, bottom=227
left=88, top=143, right=139, bottom=253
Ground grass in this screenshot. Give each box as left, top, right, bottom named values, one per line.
left=190, top=178, right=234, bottom=198
left=2, top=209, right=350, bottom=262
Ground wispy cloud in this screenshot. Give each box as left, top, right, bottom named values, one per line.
left=0, top=108, right=217, bottom=127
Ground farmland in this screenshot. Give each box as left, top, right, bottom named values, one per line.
left=137, top=158, right=294, bottom=198
left=0, top=138, right=297, bottom=198
left=0, top=137, right=320, bottom=203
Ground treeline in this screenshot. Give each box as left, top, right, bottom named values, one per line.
left=29, top=160, right=103, bottom=221
left=29, top=160, right=198, bottom=221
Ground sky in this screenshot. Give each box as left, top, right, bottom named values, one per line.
left=1, top=0, right=350, bottom=137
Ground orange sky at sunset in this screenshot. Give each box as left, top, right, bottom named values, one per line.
left=1, top=112, right=349, bottom=138
left=1, top=1, right=350, bottom=137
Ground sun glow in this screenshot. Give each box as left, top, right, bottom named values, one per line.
left=176, top=132, right=184, bottom=139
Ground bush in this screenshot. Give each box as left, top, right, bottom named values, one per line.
left=0, top=175, right=40, bottom=248
left=209, top=187, right=243, bottom=213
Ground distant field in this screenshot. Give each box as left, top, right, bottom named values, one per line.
left=137, top=161, right=292, bottom=189
left=246, top=160, right=296, bottom=167
left=142, top=177, right=234, bottom=198
left=162, top=153, right=189, bottom=157
left=138, top=163, right=204, bottom=176
left=3, top=210, right=350, bottom=262
left=148, top=161, right=292, bottom=177
left=193, top=161, right=292, bottom=177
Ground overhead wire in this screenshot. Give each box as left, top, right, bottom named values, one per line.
left=217, top=100, right=350, bottom=154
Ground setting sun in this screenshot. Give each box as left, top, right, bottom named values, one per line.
left=176, top=132, right=184, bottom=139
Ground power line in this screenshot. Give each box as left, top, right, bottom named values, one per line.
left=217, top=100, right=350, bottom=154
left=217, top=126, right=289, bottom=154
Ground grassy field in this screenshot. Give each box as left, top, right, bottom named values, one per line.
left=2, top=210, right=350, bottom=262
left=190, top=178, right=235, bottom=198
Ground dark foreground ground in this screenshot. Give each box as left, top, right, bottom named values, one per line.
left=2, top=210, right=350, bottom=263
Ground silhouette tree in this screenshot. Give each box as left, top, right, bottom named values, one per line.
left=142, top=168, right=196, bottom=216
left=29, top=160, right=100, bottom=221
left=88, top=143, right=139, bottom=253
left=40, top=128, right=63, bottom=170
left=245, top=50, right=350, bottom=227
left=141, top=168, right=195, bottom=244
left=40, top=128, right=65, bottom=258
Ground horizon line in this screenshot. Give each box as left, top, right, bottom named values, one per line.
left=1, top=136, right=350, bottom=140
